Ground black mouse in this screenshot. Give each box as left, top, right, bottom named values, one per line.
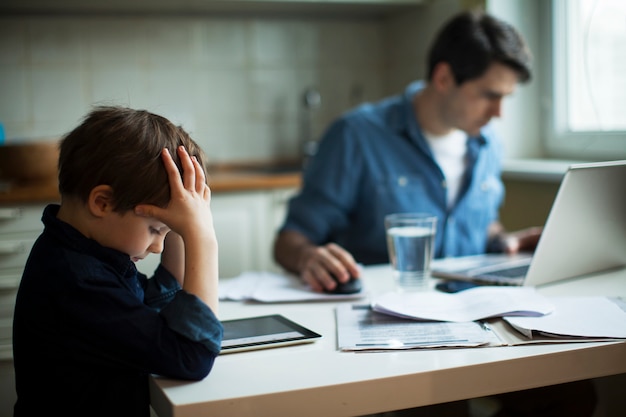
left=324, top=275, right=362, bottom=295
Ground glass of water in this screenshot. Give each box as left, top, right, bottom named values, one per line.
left=384, top=213, right=437, bottom=292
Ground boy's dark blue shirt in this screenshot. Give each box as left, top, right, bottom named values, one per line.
left=12, top=204, right=223, bottom=417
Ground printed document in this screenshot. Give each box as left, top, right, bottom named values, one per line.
left=336, top=304, right=501, bottom=351
left=337, top=301, right=626, bottom=352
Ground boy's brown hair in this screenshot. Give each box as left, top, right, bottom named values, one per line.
left=58, top=106, right=207, bottom=212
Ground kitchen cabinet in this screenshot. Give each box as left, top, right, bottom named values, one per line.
left=0, top=204, right=50, bottom=416
left=0, top=205, right=44, bottom=360
left=211, top=187, right=297, bottom=278
left=211, top=191, right=270, bottom=278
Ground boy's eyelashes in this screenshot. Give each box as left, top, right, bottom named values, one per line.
left=149, top=227, right=169, bottom=236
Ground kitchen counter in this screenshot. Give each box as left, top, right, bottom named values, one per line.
left=0, top=166, right=302, bottom=205
left=0, top=180, right=61, bottom=205
left=208, top=171, right=300, bottom=193
left=3, top=157, right=591, bottom=205
left=3, top=157, right=584, bottom=204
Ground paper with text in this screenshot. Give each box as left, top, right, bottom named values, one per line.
left=336, top=304, right=501, bottom=351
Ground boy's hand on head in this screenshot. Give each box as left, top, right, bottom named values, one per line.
left=136, top=146, right=219, bottom=311
left=134, top=147, right=215, bottom=243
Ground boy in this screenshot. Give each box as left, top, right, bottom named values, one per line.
left=12, top=106, right=223, bottom=417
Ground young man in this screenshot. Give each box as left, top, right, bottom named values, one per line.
left=273, top=10, right=596, bottom=417
left=12, top=106, right=223, bottom=417
left=274, top=10, right=540, bottom=293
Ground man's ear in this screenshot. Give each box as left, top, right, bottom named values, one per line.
left=87, top=185, right=115, bottom=218
left=431, top=62, right=456, bottom=92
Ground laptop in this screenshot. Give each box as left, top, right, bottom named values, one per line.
left=432, top=160, right=626, bottom=287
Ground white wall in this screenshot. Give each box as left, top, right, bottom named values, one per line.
left=0, top=13, right=388, bottom=163
left=383, top=0, right=463, bottom=94
left=0, top=1, right=547, bottom=163
left=487, top=0, right=544, bottom=159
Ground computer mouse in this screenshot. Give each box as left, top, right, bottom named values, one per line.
left=324, top=275, right=362, bottom=295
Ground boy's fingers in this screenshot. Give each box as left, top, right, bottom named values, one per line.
left=177, top=146, right=196, bottom=190
left=162, top=148, right=183, bottom=190
left=135, top=205, right=157, bottom=218
left=192, top=156, right=206, bottom=194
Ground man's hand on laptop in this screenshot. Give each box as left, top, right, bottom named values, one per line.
left=487, top=222, right=543, bottom=254
left=502, top=227, right=543, bottom=254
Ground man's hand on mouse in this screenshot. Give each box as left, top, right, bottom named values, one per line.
left=298, top=243, right=361, bottom=292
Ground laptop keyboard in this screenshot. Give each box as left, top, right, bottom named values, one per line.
left=478, top=264, right=530, bottom=279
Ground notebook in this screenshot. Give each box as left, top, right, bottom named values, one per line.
left=432, top=160, right=626, bottom=287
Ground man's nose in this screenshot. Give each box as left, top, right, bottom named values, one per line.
left=491, top=98, right=503, bottom=118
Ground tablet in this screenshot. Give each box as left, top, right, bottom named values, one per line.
left=220, top=314, right=322, bottom=354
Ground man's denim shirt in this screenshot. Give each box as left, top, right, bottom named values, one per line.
left=281, top=81, right=505, bottom=265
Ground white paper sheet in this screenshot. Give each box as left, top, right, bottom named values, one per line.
left=504, top=296, right=626, bottom=338
left=372, top=286, right=554, bottom=322
left=219, top=271, right=366, bottom=303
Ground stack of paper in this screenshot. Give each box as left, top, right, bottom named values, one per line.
left=504, top=296, right=626, bottom=339
left=336, top=305, right=502, bottom=351
left=372, top=286, right=554, bottom=322
left=338, top=295, right=626, bottom=351
left=219, top=271, right=366, bottom=303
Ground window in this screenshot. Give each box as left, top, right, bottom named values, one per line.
left=545, top=0, right=626, bottom=159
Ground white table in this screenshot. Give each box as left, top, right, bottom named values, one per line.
left=150, top=265, right=626, bottom=417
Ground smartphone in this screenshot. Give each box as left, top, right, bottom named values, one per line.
left=435, top=280, right=480, bottom=293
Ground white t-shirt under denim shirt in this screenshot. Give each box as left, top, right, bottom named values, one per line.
left=424, top=129, right=468, bottom=209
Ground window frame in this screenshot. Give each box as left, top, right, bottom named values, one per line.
left=543, top=0, right=626, bottom=160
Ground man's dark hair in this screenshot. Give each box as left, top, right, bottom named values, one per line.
left=427, top=10, right=532, bottom=85
left=58, top=106, right=208, bottom=212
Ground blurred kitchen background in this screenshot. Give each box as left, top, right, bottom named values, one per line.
left=0, top=0, right=537, bottom=165
left=1, top=1, right=626, bottom=416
